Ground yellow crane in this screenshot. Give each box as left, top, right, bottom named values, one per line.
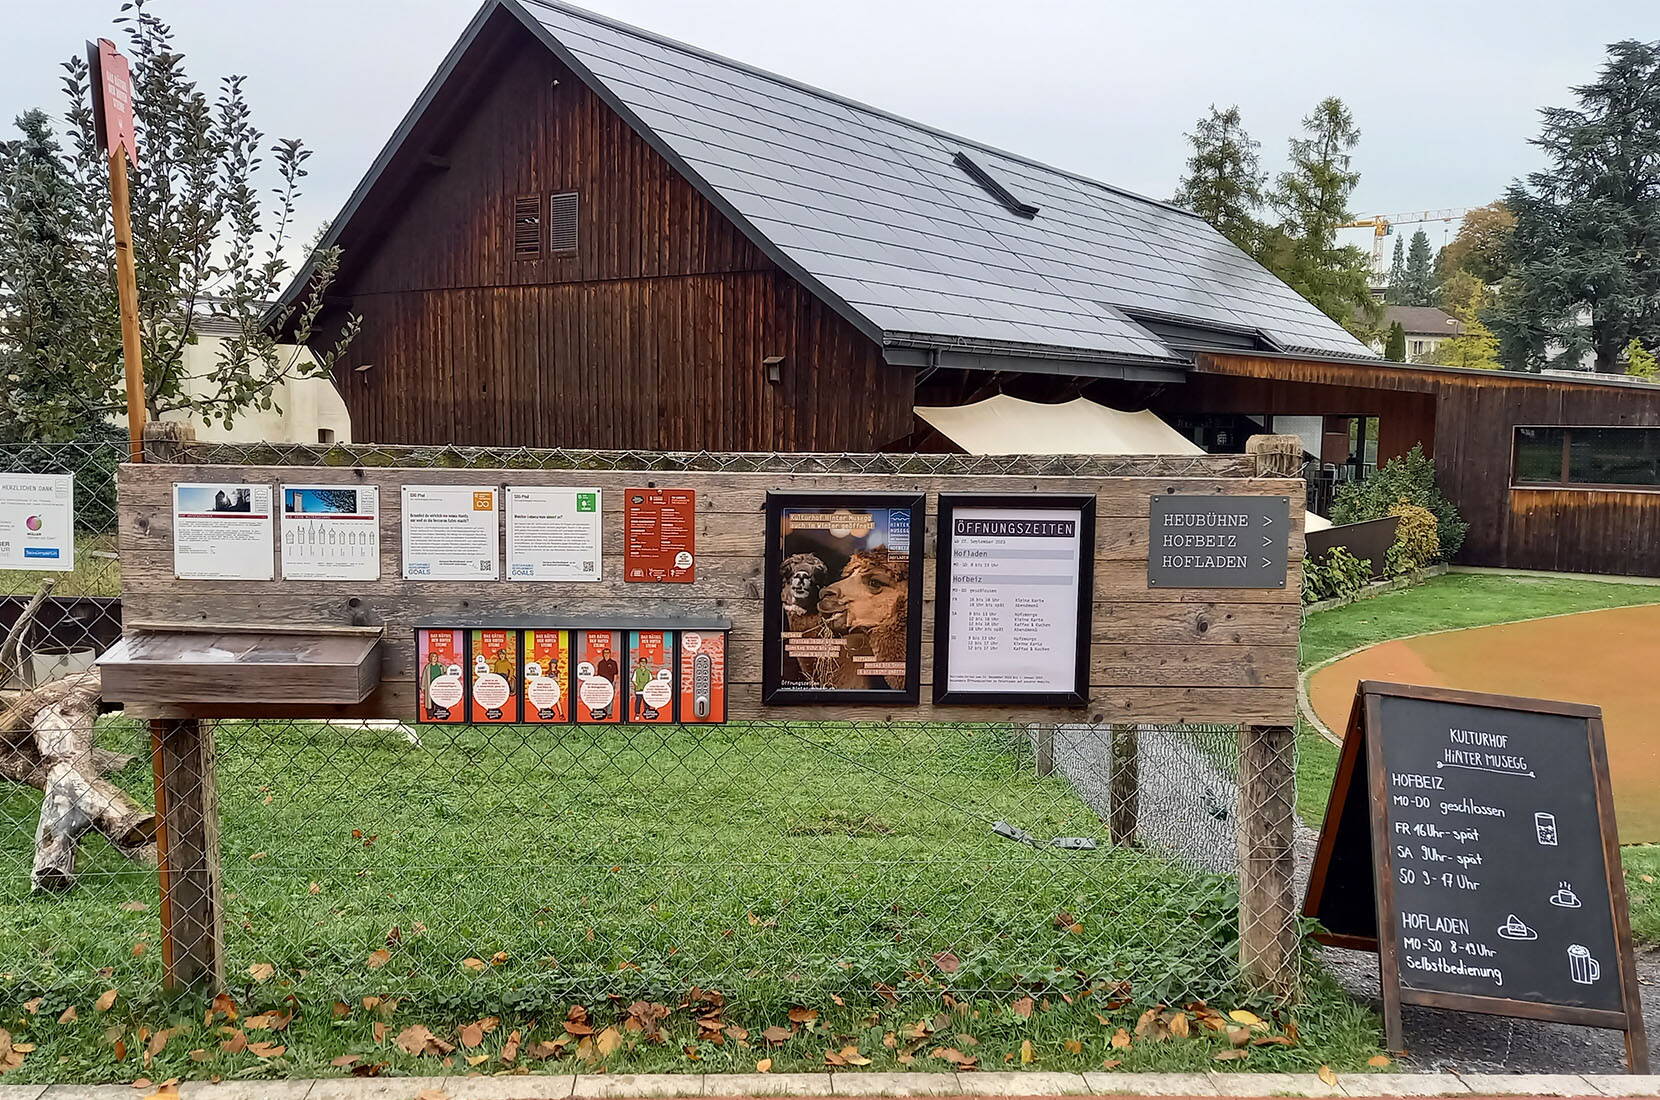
left=1337, top=209, right=1471, bottom=263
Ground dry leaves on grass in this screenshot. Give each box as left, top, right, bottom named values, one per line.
left=756, top=1058, right=773, bottom=1072
left=394, top=1025, right=456, bottom=1057
left=931, top=1046, right=978, bottom=1069
left=1318, top=1065, right=1339, bottom=1087
left=94, top=989, right=119, bottom=1012
left=1368, top=1054, right=1392, bottom=1067
left=824, top=1045, right=871, bottom=1067
left=366, top=949, right=392, bottom=969
left=247, top=963, right=275, bottom=984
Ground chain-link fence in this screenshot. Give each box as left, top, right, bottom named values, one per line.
left=0, top=438, right=1310, bottom=1079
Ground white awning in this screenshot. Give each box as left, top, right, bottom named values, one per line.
left=914, top=395, right=1205, bottom=456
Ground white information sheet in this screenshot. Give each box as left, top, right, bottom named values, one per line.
left=0, top=473, right=75, bottom=572
left=281, top=484, right=381, bottom=581
left=401, top=485, right=500, bottom=581
left=505, top=486, right=602, bottom=582
left=172, top=483, right=275, bottom=581
left=944, top=506, right=1084, bottom=693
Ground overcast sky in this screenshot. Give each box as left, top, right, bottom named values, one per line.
left=3, top=0, right=1655, bottom=258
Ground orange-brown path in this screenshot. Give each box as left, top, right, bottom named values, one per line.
left=1307, top=602, right=1660, bottom=844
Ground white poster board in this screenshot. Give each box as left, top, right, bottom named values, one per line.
left=281, top=485, right=381, bottom=581
left=505, top=486, right=602, bottom=582
left=401, top=485, right=499, bottom=581
left=0, top=473, right=75, bottom=572
left=940, top=503, right=1088, bottom=699
left=173, top=483, right=275, bottom=581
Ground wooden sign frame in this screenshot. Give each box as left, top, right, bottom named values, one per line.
left=1304, top=680, right=1648, bottom=1072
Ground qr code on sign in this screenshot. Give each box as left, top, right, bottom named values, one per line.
left=480, top=560, right=493, bottom=571
left=582, top=560, right=596, bottom=573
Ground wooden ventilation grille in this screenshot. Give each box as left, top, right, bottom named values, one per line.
left=549, top=191, right=580, bottom=253
left=513, top=195, right=542, bottom=258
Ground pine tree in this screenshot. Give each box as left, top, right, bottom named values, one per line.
left=1401, top=229, right=1436, bottom=306
left=1491, top=40, right=1660, bottom=372
left=1432, top=280, right=1502, bottom=370
left=1627, top=338, right=1659, bottom=379
left=1264, top=97, right=1379, bottom=336
left=1383, top=321, right=1407, bottom=361
left=1383, top=237, right=1407, bottom=305
left=1171, top=105, right=1266, bottom=255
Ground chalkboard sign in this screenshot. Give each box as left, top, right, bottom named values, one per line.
left=1304, top=681, right=1648, bottom=1071
left=1146, top=494, right=1289, bottom=589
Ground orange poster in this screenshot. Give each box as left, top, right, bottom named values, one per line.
left=522, top=629, right=570, bottom=723
left=416, top=628, right=466, bottom=724
left=678, top=630, right=726, bottom=723
left=627, top=630, right=677, bottom=723
left=574, top=629, right=624, bottom=724
left=469, top=628, right=519, bottom=722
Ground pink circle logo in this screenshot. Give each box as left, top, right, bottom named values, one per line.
left=24, top=515, right=43, bottom=532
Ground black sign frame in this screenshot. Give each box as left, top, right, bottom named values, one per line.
left=761, top=491, right=926, bottom=706
left=1304, top=680, right=1648, bottom=1072
left=931, top=493, right=1095, bottom=707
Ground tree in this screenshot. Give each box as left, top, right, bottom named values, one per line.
left=1490, top=40, right=1660, bottom=373
left=1436, top=268, right=1486, bottom=314
left=1435, top=201, right=1514, bottom=286
left=1383, top=236, right=1407, bottom=305
left=1400, top=229, right=1436, bottom=306
left=0, top=0, right=358, bottom=444
left=1264, top=97, right=1379, bottom=337
left=1383, top=321, right=1407, bottom=361
left=1432, top=279, right=1502, bottom=370
left=1172, top=105, right=1267, bottom=255
left=1627, top=338, right=1659, bottom=379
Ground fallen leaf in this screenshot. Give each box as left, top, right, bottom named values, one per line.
left=394, top=1025, right=456, bottom=1057
left=458, top=1023, right=484, bottom=1049
left=1100, top=1058, right=1122, bottom=1070
left=94, top=989, right=119, bottom=1012
left=59, top=1006, right=78, bottom=1024
left=331, top=1001, right=351, bottom=1019
left=247, top=963, right=275, bottom=984
left=189, top=1049, right=210, bottom=1062
left=466, top=1054, right=489, bottom=1066
left=330, top=1055, right=361, bottom=1068
left=1019, top=1039, right=1035, bottom=1065
left=787, top=1007, right=818, bottom=1024
left=460, top=958, right=487, bottom=972
left=308, top=882, right=323, bottom=895
left=1226, top=1026, right=1251, bottom=1048
left=930, top=1046, right=977, bottom=1068
left=932, top=951, right=961, bottom=973
left=1367, top=1054, right=1392, bottom=1068
left=1168, top=1012, right=1190, bottom=1038
left=219, top=1032, right=247, bottom=1054
left=1318, top=1065, right=1338, bottom=1087
left=1110, top=1029, right=1131, bottom=1050
left=596, top=1027, right=622, bottom=1057
left=1213, top=1049, right=1249, bottom=1061
left=1063, top=1039, right=1083, bottom=1054
left=1227, top=1009, right=1265, bottom=1029
left=1011, top=995, right=1035, bottom=1019
left=366, top=949, right=392, bottom=970
left=248, top=1041, right=286, bottom=1059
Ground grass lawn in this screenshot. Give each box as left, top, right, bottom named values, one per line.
left=0, top=531, right=121, bottom=599
left=0, top=717, right=1381, bottom=1084
left=1296, top=570, right=1660, bottom=946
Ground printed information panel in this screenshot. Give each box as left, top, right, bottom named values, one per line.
left=1147, top=494, right=1289, bottom=589
left=1375, top=693, right=1623, bottom=1011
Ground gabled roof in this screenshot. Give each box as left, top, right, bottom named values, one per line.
left=278, top=0, right=1376, bottom=372
left=1382, top=305, right=1463, bottom=337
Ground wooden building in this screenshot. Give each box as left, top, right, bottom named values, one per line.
left=277, top=0, right=1660, bottom=576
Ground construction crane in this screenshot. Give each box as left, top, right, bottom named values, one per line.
left=1337, top=209, right=1471, bottom=264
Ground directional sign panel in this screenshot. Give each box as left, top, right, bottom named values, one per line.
left=1146, top=494, right=1290, bottom=589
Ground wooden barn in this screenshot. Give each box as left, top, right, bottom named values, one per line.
left=276, top=0, right=1660, bottom=576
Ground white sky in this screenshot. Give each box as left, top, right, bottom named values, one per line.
left=2, top=0, right=1656, bottom=258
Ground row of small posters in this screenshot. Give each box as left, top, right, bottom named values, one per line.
left=416, top=627, right=727, bottom=725
left=170, top=483, right=695, bottom=583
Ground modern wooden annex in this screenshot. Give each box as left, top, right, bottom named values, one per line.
left=276, top=0, right=1660, bottom=576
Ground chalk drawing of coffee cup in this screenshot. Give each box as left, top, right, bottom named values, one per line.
left=1550, top=882, right=1582, bottom=909
left=1497, top=914, right=1537, bottom=941
left=1568, top=944, right=1601, bottom=985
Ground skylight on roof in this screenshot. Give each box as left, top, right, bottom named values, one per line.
left=953, top=151, right=1039, bottom=219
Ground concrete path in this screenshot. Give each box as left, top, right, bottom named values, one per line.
left=10, top=1070, right=1660, bottom=1100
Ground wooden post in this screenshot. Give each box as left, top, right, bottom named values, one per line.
left=152, top=718, right=223, bottom=992
left=108, top=148, right=146, bottom=463
left=1032, top=724, right=1054, bottom=777
left=1238, top=723, right=1298, bottom=999
left=1108, top=723, right=1139, bottom=846
left=1247, top=434, right=1303, bottom=479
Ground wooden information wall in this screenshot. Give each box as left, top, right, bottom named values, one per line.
left=114, top=453, right=1305, bottom=726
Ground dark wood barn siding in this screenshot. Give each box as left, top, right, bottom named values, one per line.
left=1199, top=354, right=1660, bottom=576
left=324, top=15, right=912, bottom=451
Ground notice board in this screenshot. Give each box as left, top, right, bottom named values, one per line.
left=1304, top=681, right=1647, bottom=1070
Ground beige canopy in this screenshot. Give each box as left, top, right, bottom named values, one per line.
left=914, top=395, right=1205, bottom=456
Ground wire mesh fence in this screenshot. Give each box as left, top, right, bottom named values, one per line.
left=0, top=438, right=1311, bottom=1079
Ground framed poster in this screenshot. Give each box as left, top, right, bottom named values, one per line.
left=933, top=495, right=1095, bottom=706
left=762, top=492, right=924, bottom=706
left=0, top=473, right=75, bottom=572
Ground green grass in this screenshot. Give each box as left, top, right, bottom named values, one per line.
left=1296, top=570, right=1660, bottom=946
left=0, top=532, right=121, bottom=599
left=0, top=717, right=1383, bottom=1084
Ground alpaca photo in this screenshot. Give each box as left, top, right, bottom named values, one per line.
left=766, top=497, right=921, bottom=698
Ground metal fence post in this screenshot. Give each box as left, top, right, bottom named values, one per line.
left=153, top=717, right=224, bottom=992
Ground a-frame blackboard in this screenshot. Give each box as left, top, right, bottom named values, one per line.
left=1304, top=680, right=1648, bottom=1072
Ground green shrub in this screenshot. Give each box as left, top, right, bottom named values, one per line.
left=1302, top=546, right=1372, bottom=606
left=1330, top=444, right=1467, bottom=560
left=1385, top=502, right=1441, bottom=576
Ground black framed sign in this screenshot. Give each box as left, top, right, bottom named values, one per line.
left=932, top=495, right=1095, bottom=706
left=762, top=492, right=925, bottom=705
left=1304, top=680, right=1648, bottom=1072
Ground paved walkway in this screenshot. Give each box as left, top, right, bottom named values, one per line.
left=10, top=1070, right=1660, bottom=1100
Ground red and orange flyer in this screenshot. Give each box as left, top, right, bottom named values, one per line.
left=626, top=630, right=677, bottom=723
left=678, top=630, right=726, bottom=723
left=469, top=628, right=519, bottom=722
left=416, top=628, right=467, bottom=724
left=522, top=629, right=570, bottom=723
left=573, top=629, right=624, bottom=724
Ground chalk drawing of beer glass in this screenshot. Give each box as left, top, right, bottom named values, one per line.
left=1568, top=944, right=1601, bottom=985
left=1535, top=812, right=1559, bottom=845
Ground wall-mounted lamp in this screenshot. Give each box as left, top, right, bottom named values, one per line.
left=763, top=355, right=785, bottom=384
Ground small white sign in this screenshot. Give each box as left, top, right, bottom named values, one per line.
left=0, top=473, right=75, bottom=572
left=173, top=483, right=275, bottom=581
left=505, top=486, right=602, bottom=582
left=401, top=485, right=499, bottom=581
left=281, top=485, right=381, bottom=581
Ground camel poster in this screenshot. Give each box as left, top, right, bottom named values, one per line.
left=763, top=492, right=925, bottom=705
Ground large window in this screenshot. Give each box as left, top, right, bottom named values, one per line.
left=1513, top=426, right=1660, bottom=489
